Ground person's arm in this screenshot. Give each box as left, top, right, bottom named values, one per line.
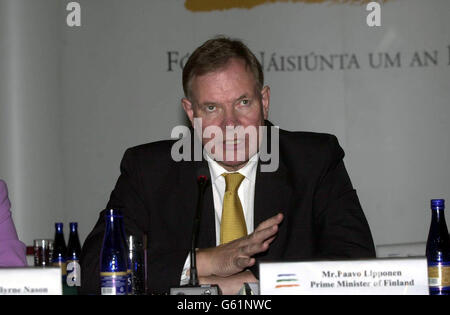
left=0, top=180, right=27, bottom=267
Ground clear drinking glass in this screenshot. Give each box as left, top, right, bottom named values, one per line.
left=33, top=239, right=54, bottom=267
left=128, top=235, right=146, bottom=295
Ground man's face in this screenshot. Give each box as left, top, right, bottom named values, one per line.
left=182, top=58, right=270, bottom=171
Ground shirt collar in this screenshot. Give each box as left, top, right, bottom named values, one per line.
left=205, top=152, right=258, bottom=183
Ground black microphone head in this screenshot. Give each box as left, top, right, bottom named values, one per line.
left=196, top=166, right=209, bottom=184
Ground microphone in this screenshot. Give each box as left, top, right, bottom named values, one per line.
left=189, top=169, right=208, bottom=286
left=170, top=166, right=220, bottom=295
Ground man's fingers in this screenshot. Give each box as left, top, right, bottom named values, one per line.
left=264, top=235, right=277, bottom=246
left=214, top=213, right=283, bottom=275
left=235, top=257, right=255, bottom=269
left=252, top=223, right=279, bottom=243
left=239, top=224, right=278, bottom=257
left=203, top=221, right=280, bottom=277
left=254, top=213, right=283, bottom=232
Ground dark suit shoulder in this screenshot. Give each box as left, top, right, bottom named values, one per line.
left=280, top=129, right=337, bottom=147
left=126, top=139, right=176, bottom=160
left=276, top=129, right=345, bottom=185
left=117, top=140, right=179, bottom=189
left=279, top=129, right=343, bottom=160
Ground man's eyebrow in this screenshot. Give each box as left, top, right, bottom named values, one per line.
left=198, top=101, right=219, bottom=106
left=197, top=95, right=251, bottom=106
left=234, top=94, right=250, bottom=102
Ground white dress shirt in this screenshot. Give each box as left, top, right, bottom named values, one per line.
left=180, top=153, right=259, bottom=285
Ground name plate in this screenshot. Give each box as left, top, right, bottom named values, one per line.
left=0, top=267, right=62, bottom=295
left=259, top=258, right=429, bottom=295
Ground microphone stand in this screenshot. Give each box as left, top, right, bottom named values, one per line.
left=189, top=175, right=207, bottom=286
left=170, top=173, right=220, bottom=295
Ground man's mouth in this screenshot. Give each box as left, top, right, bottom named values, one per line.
left=224, top=139, right=243, bottom=145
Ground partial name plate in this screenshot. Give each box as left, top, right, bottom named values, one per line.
left=259, top=257, right=429, bottom=295
left=0, top=267, right=62, bottom=295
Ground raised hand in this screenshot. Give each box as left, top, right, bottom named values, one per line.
left=196, top=213, right=284, bottom=277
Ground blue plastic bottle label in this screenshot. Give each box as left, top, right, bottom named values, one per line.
left=100, top=272, right=128, bottom=295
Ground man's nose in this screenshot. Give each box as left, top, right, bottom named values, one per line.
left=223, top=107, right=239, bottom=127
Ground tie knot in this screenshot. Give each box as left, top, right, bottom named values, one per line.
left=222, top=173, right=245, bottom=192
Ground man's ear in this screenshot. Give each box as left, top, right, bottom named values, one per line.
left=181, top=98, right=195, bottom=126
left=261, top=86, right=270, bottom=120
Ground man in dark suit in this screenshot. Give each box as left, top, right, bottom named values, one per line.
left=80, top=37, right=375, bottom=295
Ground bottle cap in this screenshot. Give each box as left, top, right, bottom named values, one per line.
left=69, top=222, right=78, bottom=231
left=105, top=208, right=123, bottom=217
left=431, top=199, right=445, bottom=208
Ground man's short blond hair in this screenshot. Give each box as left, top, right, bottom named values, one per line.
left=182, top=36, right=264, bottom=100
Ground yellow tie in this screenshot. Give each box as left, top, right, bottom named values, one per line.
left=220, top=173, right=247, bottom=245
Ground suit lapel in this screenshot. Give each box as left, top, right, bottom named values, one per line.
left=254, top=121, right=293, bottom=228
left=254, top=158, right=292, bottom=228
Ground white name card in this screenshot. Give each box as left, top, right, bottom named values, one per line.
left=259, top=258, right=429, bottom=295
left=0, top=267, right=62, bottom=295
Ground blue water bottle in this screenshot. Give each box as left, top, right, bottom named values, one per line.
left=52, top=223, right=68, bottom=288
left=426, top=199, right=450, bottom=295
left=66, top=222, right=81, bottom=293
left=100, top=209, right=129, bottom=295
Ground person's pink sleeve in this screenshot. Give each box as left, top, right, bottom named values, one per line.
left=0, top=180, right=27, bottom=267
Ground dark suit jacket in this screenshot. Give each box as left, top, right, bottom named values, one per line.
left=80, top=125, right=375, bottom=295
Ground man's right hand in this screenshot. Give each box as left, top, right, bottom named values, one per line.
left=196, top=213, right=283, bottom=278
